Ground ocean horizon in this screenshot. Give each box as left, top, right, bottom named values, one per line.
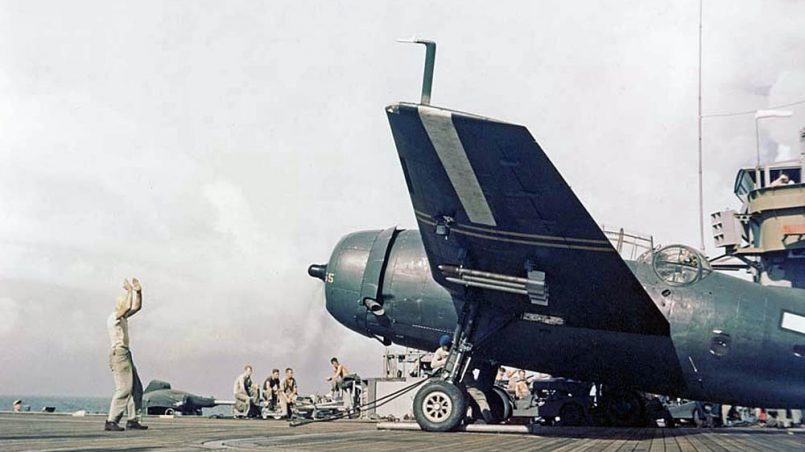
left=0, top=395, right=231, bottom=417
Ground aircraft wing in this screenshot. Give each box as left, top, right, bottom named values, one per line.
left=386, top=103, right=668, bottom=336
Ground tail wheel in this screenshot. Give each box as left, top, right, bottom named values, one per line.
left=413, top=381, right=467, bottom=432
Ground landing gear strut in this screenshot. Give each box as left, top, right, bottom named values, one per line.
left=413, top=298, right=516, bottom=431
left=413, top=300, right=482, bottom=432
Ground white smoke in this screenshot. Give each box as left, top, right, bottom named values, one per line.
left=0, top=298, right=20, bottom=336
left=766, top=70, right=805, bottom=162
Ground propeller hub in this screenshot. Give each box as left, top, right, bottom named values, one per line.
left=308, top=264, right=327, bottom=281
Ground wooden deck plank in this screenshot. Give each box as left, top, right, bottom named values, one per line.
left=0, top=414, right=802, bottom=451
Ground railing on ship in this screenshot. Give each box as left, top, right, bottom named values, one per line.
left=601, top=226, right=655, bottom=261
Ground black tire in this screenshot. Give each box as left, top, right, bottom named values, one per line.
left=602, top=389, right=644, bottom=427
left=468, top=387, right=511, bottom=424
left=466, top=394, right=484, bottom=424
left=692, top=408, right=705, bottom=428
left=490, top=386, right=513, bottom=423
left=413, top=381, right=467, bottom=432
left=559, top=402, right=588, bottom=426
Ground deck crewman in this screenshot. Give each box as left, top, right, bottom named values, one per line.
left=262, top=368, right=281, bottom=410
left=431, top=335, right=452, bottom=371
left=105, top=278, right=147, bottom=431
left=279, top=368, right=298, bottom=419
left=327, top=357, right=349, bottom=397
left=233, top=365, right=255, bottom=418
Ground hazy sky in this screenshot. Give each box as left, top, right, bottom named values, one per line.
left=1, top=1, right=804, bottom=399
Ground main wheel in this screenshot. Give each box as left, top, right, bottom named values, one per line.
left=413, top=381, right=467, bottom=432
left=487, top=386, right=513, bottom=423
left=602, top=389, right=644, bottom=427
left=692, top=407, right=705, bottom=428
left=559, top=402, right=588, bottom=426
left=467, top=386, right=512, bottom=424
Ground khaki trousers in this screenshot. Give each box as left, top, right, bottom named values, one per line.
left=279, top=393, right=296, bottom=418
left=107, top=347, right=143, bottom=423
left=233, top=392, right=252, bottom=417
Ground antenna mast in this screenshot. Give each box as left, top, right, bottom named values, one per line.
left=697, top=0, right=705, bottom=252
left=397, top=38, right=437, bottom=105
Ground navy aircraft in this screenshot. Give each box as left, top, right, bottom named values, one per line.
left=142, top=380, right=218, bottom=416
left=308, top=42, right=805, bottom=431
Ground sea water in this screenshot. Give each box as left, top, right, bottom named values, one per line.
left=0, top=395, right=232, bottom=416
left=0, top=395, right=109, bottom=414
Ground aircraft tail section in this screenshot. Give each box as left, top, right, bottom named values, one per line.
left=386, top=102, right=669, bottom=336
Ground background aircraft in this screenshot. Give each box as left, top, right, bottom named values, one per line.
left=142, top=380, right=219, bottom=416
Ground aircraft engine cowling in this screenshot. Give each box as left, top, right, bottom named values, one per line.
left=309, top=228, right=456, bottom=351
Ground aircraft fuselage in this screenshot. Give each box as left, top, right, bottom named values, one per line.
left=317, top=229, right=805, bottom=408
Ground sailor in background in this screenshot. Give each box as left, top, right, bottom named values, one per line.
left=233, top=365, right=256, bottom=418
left=279, top=368, right=298, bottom=419
left=431, top=335, right=452, bottom=371
left=769, top=174, right=794, bottom=187
left=327, top=357, right=349, bottom=398
left=262, top=368, right=281, bottom=411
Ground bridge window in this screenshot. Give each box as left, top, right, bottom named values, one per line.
left=769, top=167, right=801, bottom=186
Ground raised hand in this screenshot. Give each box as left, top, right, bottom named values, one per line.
left=131, top=278, right=142, bottom=292
left=122, top=279, right=132, bottom=291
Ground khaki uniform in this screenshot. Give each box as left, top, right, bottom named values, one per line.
left=233, top=372, right=254, bottom=417
left=279, top=377, right=297, bottom=418
left=106, top=313, right=143, bottom=424
left=507, top=372, right=530, bottom=399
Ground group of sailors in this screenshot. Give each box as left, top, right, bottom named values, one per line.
left=232, top=357, right=351, bottom=419
left=497, top=367, right=548, bottom=400
left=233, top=365, right=297, bottom=419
